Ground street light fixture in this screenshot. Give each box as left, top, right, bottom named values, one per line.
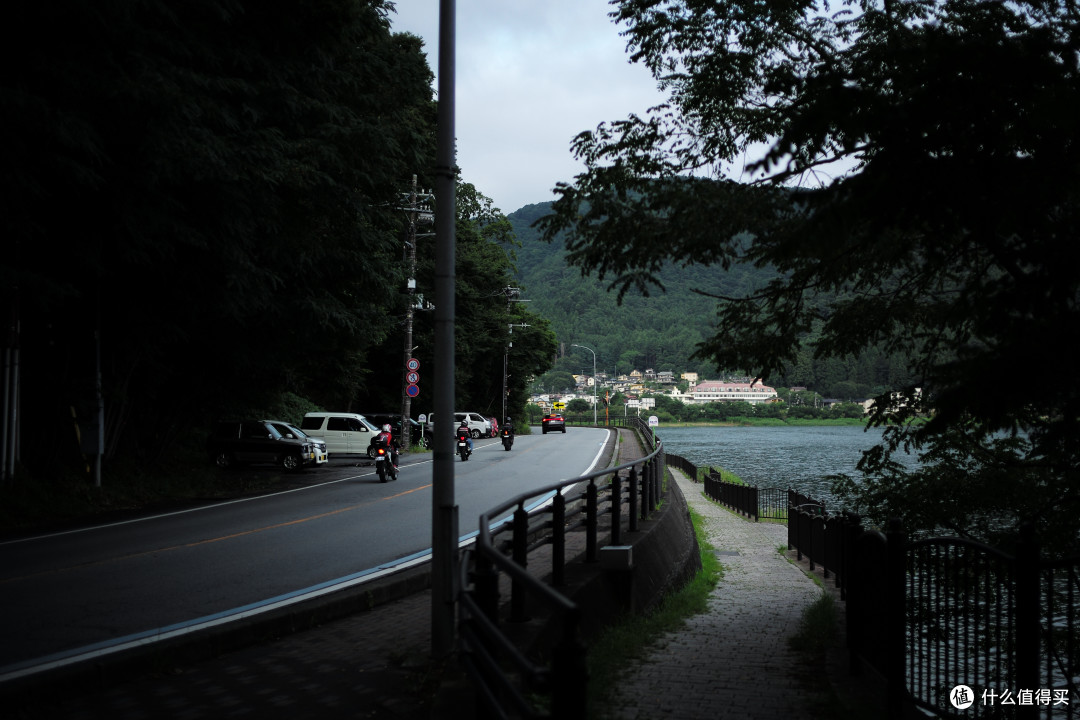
left=571, top=344, right=598, bottom=425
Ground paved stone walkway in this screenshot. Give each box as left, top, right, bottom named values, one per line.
left=608, top=470, right=826, bottom=720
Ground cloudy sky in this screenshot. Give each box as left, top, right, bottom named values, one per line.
left=388, top=1, right=669, bottom=214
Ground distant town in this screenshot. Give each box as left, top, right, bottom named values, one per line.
left=531, top=370, right=783, bottom=411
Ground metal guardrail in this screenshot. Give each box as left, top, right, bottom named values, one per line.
left=456, top=416, right=664, bottom=719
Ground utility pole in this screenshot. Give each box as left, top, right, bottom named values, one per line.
left=501, top=287, right=530, bottom=424
left=431, top=0, right=458, bottom=661
left=401, top=176, right=433, bottom=451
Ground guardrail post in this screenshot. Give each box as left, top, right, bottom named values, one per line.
left=612, top=471, right=623, bottom=545
left=787, top=489, right=795, bottom=550
left=809, top=512, right=823, bottom=572
left=473, top=550, right=499, bottom=623
left=643, top=462, right=652, bottom=511
left=1015, top=523, right=1040, bottom=720
left=552, top=491, right=566, bottom=586
left=795, top=508, right=804, bottom=561
left=511, top=503, right=529, bottom=622
left=839, top=511, right=859, bottom=601
left=586, top=480, right=598, bottom=562
left=650, top=456, right=659, bottom=511
left=885, top=518, right=907, bottom=719
left=629, top=464, right=639, bottom=532
left=845, top=522, right=862, bottom=677
left=552, top=609, right=587, bottom=720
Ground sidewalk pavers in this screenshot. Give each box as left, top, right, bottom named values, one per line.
left=608, top=470, right=825, bottom=720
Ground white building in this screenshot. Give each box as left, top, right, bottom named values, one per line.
left=668, top=387, right=694, bottom=403
left=688, top=380, right=778, bottom=405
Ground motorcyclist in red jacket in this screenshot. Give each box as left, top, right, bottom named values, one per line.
left=374, top=424, right=400, bottom=469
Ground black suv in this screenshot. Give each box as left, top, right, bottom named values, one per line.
left=207, top=421, right=316, bottom=471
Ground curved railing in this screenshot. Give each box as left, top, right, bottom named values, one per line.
left=456, top=416, right=664, bottom=719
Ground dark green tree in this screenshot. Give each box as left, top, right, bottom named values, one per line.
left=566, top=398, right=591, bottom=414
left=2, top=0, right=436, bottom=475
left=538, top=0, right=1080, bottom=546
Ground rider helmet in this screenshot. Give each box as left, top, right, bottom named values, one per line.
left=382, top=424, right=391, bottom=432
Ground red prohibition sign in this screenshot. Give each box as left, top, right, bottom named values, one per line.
left=405, top=383, right=420, bottom=397
left=406, top=358, right=420, bottom=371
left=406, top=371, right=420, bottom=384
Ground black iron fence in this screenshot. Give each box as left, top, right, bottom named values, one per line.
left=701, top=469, right=788, bottom=522
left=668, top=450, right=1080, bottom=719
left=457, top=416, right=665, bottom=719
left=665, top=452, right=703, bottom=481
left=847, top=521, right=1080, bottom=720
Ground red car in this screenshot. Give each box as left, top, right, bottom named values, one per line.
left=542, top=414, right=566, bottom=434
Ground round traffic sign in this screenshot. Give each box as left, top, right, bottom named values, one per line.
left=405, top=383, right=420, bottom=397
left=406, top=371, right=420, bottom=384
left=406, top=358, right=420, bottom=371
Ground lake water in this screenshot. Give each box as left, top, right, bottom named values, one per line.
left=653, top=424, right=912, bottom=506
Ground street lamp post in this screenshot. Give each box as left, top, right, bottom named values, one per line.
left=571, top=344, right=597, bottom=425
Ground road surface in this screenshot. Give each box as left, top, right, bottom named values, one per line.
left=0, top=428, right=612, bottom=671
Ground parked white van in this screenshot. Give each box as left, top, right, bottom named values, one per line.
left=300, top=412, right=381, bottom=457
left=427, top=412, right=491, bottom=439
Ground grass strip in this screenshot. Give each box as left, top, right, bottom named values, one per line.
left=585, top=504, right=723, bottom=716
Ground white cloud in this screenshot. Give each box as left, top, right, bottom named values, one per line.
left=389, top=1, right=667, bottom=213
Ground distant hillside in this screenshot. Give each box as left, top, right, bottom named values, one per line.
left=507, top=202, right=914, bottom=401
left=507, top=202, right=770, bottom=378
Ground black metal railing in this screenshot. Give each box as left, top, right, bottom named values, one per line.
left=845, top=521, right=1080, bottom=720
left=665, top=449, right=1080, bottom=717
left=665, top=452, right=704, bottom=481
left=699, top=469, right=788, bottom=522
left=457, top=416, right=665, bottom=719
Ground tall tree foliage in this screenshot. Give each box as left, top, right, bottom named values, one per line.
left=2, top=0, right=435, bottom=473
left=538, top=0, right=1080, bottom=545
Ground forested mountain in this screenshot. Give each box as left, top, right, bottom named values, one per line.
left=508, top=202, right=913, bottom=400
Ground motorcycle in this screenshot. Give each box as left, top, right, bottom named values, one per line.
left=373, top=440, right=397, bottom=482
left=501, top=428, right=513, bottom=451
left=457, top=432, right=472, bottom=461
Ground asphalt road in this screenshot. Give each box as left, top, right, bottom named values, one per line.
left=0, top=427, right=613, bottom=671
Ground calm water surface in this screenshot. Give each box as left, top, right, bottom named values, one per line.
left=654, top=424, right=915, bottom=505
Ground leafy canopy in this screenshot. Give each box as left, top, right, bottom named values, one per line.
left=2, top=0, right=436, bottom=469
left=538, top=0, right=1080, bottom=546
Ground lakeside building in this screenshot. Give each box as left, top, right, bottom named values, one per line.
left=688, top=380, right=779, bottom=405
left=667, top=387, right=694, bottom=403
